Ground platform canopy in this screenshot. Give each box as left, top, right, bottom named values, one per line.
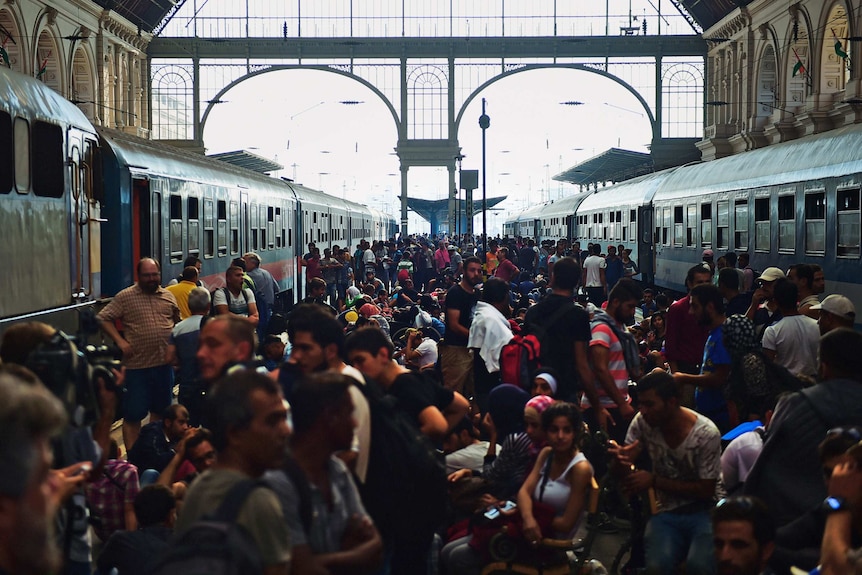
left=93, top=0, right=178, bottom=33
left=553, top=148, right=654, bottom=187
left=208, top=150, right=284, bottom=174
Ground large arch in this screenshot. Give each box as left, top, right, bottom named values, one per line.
left=71, top=46, right=97, bottom=122
left=0, top=7, right=25, bottom=74
left=817, top=1, right=852, bottom=100
left=34, top=28, right=62, bottom=93
left=199, top=65, right=401, bottom=139
left=754, top=43, right=778, bottom=129
left=783, top=6, right=812, bottom=114
left=454, top=64, right=657, bottom=138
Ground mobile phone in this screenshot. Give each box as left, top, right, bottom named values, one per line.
left=484, top=507, right=501, bottom=520
left=499, top=501, right=517, bottom=513
left=72, top=463, right=92, bottom=477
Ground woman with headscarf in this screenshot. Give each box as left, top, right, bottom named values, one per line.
left=531, top=369, right=559, bottom=398
left=723, top=313, right=781, bottom=424
left=524, top=394, right=555, bottom=466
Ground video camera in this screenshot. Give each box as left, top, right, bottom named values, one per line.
left=25, top=331, right=122, bottom=427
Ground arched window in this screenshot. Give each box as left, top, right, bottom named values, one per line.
left=408, top=65, right=446, bottom=139
left=71, top=48, right=96, bottom=122
left=820, top=3, right=850, bottom=97
left=755, top=45, right=777, bottom=128
left=0, top=10, right=23, bottom=74
left=35, top=30, right=61, bottom=94
left=152, top=63, right=194, bottom=140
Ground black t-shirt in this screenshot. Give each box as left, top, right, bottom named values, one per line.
left=390, top=371, right=455, bottom=428
left=444, top=284, right=478, bottom=347
left=524, top=294, right=591, bottom=401
left=396, top=287, right=420, bottom=307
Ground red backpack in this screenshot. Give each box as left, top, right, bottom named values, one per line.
left=499, top=302, right=573, bottom=392
left=498, top=334, right=542, bottom=391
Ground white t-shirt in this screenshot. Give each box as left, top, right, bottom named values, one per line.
left=212, top=287, right=255, bottom=316
left=414, top=338, right=438, bottom=368
left=339, top=365, right=372, bottom=484
left=583, top=255, right=607, bottom=287
left=761, top=314, right=820, bottom=378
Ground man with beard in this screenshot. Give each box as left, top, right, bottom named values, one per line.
left=440, top=257, right=483, bottom=394
left=0, top=369, right=89, bottom=575
left=98, top=258, right=180, bottom=451
left=712, top=496, right=775, bottom=575
left=673, top=283, right=732, bottom=433
left=586, top=278, right=642, bottom=444
left=286, top=305, right=371, bottom=483
left=610, top=369, right=721, bottom=575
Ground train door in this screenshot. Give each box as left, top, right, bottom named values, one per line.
left=638, top=205, right=654, bottom=285
left=566, top=214, right=576, bottom=244
left=67, top=128, right=94, bottom=300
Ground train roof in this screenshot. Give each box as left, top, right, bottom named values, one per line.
left=657, top=122, right=862, bottom=200
left=577, top=169, right=677, bottom=211
left=0, top=67, right=94, bottom=133
left=98, top=127, right=294, bottom=196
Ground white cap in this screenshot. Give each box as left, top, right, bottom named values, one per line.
left=811, top=294, right=856, bottom=320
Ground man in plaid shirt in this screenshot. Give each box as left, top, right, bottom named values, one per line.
left=85, top=442, right=140, bottom=543
left=98, top=258, right=180, bottom=452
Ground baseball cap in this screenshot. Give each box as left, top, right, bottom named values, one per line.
left=758, top=267, right=786, bottom=282
left=702, top=249, right=714, bottom=259
left=811, top=294, right=856, bottom=320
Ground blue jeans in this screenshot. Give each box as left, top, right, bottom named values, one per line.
left=644, top=510, right=716, bottom=575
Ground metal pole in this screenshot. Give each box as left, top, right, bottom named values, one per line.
left=479, top=98, right=490, bottom=262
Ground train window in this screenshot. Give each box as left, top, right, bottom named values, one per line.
left=673, top=206, right=684, bottom=247
left=314, top=212, right=318, bottom=224
left=662, top=207, right=671, bottom=246
left=169, top=195, right=183, bottom=263
left=778, top=194, right=795, bottom=252
left=805, top=192, right=826, bottom=254
left=230, top=201, right=239, bottom=255
left=217, top=200, right=227, bottom=257
left=686, top=205, right=696, bottom=247
left=275, top=207, right=283, bottom=248
left=734, top=200, right=749, bottom=250
left=837, top=188, right=861, bottom=257
left=32, top=122, right=63, bottom=198
left=630, top=210, right=636, bottom=222
left=260, top=204, right=268, bottom=249
left=188, top=197, right=200, bottom=257
left=609, top=212, right=615, bottom=223
left=251, top=203, right=259, bottom=250
left=701, top=203, right=712, bottom=247
left=754, top=197, right=770, bottom=252
left=267, top=206, right=275, bottom=249
left=14, top=118, right=30, bottom=193
left=716, top=201, right=729, bottom=250
left=0, top=111, right=11, bottom=193
left=204, top=199, right=214, bottom=258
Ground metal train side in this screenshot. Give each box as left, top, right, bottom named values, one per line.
left=507, top=124, right=862, bottom=321
left=0, top=66, right=100, bottom=329
left=653, top=124, right=862, bottom=303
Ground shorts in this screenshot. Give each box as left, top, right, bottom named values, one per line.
left=123, top=365, right=174, bottom=421
left=438, top=344, right=474, bottom=396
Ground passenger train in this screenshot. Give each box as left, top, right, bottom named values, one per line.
left=0, top=66, right=396, bottom=333
left=506, top=126, right=862, bottom=315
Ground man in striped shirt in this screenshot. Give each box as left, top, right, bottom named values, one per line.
left=585, top=279, right=642, bottom=445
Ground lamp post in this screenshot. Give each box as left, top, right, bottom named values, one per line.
left=455, top=154, right=464, bottom=239
left=479, top=98, right=490, bottom=261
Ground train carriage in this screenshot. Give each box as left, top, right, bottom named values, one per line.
left=0, top=66, right=100, bottom=325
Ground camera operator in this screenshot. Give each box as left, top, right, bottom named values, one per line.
left=0, top=322, right=119, bottom=575
left=0, top=366, right=92, bottom=575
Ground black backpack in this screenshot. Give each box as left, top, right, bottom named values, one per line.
left=210, top=287, right=249, bottom=317
left=354, top=376, right=448, bottom=539
left=152, top=480, right=268, bottom=575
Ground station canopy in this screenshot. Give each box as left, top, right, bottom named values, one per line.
left=553, top=148, right=654, bottom=187
left=208, top=150, right=284, bottom=174
left=677, top=0, right=752, bottom=31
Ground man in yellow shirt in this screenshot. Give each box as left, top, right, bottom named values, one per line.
left=167, top=266, right=200, bottom=320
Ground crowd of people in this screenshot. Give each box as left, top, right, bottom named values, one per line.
left=1, top=233, right=861, bottom=575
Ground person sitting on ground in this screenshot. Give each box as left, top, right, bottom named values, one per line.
left=531, top=368, right=559, bottom=397
left=156, top=428, right=218, bottom=501
left=213, top=265, right=259, bottom=326
left=768, top=427, right=862, bottom=574
left=85, top=440, right=140, bottom=544
left=443, top=416, right=503, bottom=475
left=97, top=485, right=176, bottom=575
left=127, top=404, right=192, bottom=483
left=401, top=327, right=438, bottom=371
left=265, top=374, right=383, bottom=575
left=447, top=384, right=534, bottom=503
left=524, top=394, right=555, bottom=467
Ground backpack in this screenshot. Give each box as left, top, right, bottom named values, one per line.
left=152, top=480, right=267, bottom=575
left=761, top=352, right=807, bottom=393
left=501, top=303, right=574, bottom=391
left=354, top=376, right=448, bottom=539
left=210, top=287, right=249, bottom=317
left=498, top=334, right=542, bottom=391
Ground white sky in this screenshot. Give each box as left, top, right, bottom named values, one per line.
left=203, top=67, right=654, bottom=235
